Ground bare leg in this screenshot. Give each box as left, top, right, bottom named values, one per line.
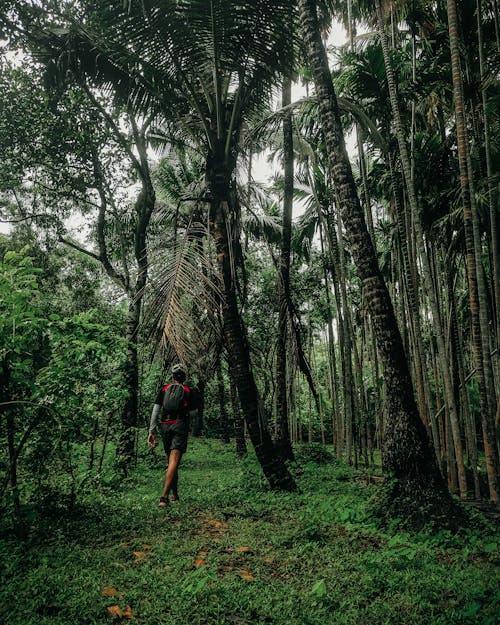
left=170, top=470, right=179, bottom=501
left=160, top=449, right=182, bottom=505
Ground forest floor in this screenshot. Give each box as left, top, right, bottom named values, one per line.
left=0, top=438, right=499, bottom=625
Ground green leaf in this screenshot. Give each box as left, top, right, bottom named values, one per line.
left=483, top=542, right=497, bottom=553
left=311, top=579, right=327, bottom=597
left=463, top=603, right=481, bottom=617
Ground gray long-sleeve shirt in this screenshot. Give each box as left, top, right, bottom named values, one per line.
left=149, top=404, right=161, bottom=434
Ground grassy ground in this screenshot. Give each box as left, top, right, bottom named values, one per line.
left=0, top=438, right=498, bottom=625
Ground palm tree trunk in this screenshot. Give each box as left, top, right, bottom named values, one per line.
left=275, top=78, right=295, bottom=461
left=208, top=164, right=295, bottom=490
left=447, top=265, right=481, bottom=498
left=319, top=225, right=340, bottom=449
left=117, top=183, right=153, bottom=466
left=322, top=207, right=350, bottom=458
left=216, top=356, right=230, bottom=444
left=477, top=0, right=500, bottom=361
left=229, top=372, right=247, bottom=456
left=299, top=0, right=453, bottom=524
left=375, top=0, right=468, bottom=498
left=191, top=379, right=205, bottom=437
left=446, top=0, right=499, bottom=502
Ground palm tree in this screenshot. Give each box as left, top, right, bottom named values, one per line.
left=373, top=0, right=468, bottom=498
left=297, top=0, right=455, bottom=524
left=445, top=0, right=499, bottom=503
left=275, top=79, right=295, bottom=461
left=28, top=0, right=299, bottom=489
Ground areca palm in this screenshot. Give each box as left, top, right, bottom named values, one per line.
left=297, top=0, right=458, bottom=524
left=446, top=0, right=499, bottom=503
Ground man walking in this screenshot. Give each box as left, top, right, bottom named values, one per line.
left=148, top=363, right=192, bottom=507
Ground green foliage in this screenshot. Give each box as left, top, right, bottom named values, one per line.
left=294, top=442, right=335, bottom=464
left=0, top=248, right=127, bottom=512
left=0, top=247, right=45, bottom=371
left=0, top=439, right=497, bottom=625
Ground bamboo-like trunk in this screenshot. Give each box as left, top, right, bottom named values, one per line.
left=375, top=0, right=468, bottom=498
left=275, top=78, right=295, bottom=461
left=229, top=373, right=247, bottom=456
left=446, top=0, right=499, bottom=502
left=299, top=0, right=452, bottom=523
left=217, top=356, right=230, bottom=444
left=208, top=162, right=296, bottom=490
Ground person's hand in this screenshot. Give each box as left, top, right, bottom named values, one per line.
left=148, top=433, right=157, bottom=448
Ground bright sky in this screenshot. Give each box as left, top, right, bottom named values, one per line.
left=252, top=20, right=352, bottom=217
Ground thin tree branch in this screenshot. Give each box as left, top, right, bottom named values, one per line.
left=0, top=214, right=50, bottom=223
left=59, top=236, right=102, bottom=262
left=81, top=83, right=144, bottom=176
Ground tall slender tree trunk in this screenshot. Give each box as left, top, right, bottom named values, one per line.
left=446, top=0, right=499, bottom=502
left=275, top=78, right=295, bottom=461
left=229, top=372, right=247, bottom=456
left=191, top=379, right=205, bottom=437
left=207, top=156, right=296, bottom=491
left=1, top=358, right=19, bottom=514
left=317, top=201, right=347, bottom=456
left=299, top=0, right=454, bottom=524
left=117, top=184, right=154, bottom=466
left=375, top=0, right=468, bottom=498
left=319, top=226, right=340, bottom=450
left=117, top=298, right=140, bottom=464
left=217, top=356, right=230, bottom=443
left=477, top=0, right=500, bottom=359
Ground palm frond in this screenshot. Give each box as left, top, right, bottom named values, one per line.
left=144, top=220, right=223, bottom=372
left=247, top=93, right=387, bottom=154
left=242, top=209, right=282, bottom=245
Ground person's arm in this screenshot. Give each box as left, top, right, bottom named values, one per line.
left=149, top=404, right=161, bottom=434
left=148, top=387, right=164, bottom=446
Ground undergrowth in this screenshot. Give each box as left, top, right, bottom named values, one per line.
left=0, top=438, right=498, bottom=625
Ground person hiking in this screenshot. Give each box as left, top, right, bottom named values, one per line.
left=148, top=363, right=192, bottom=508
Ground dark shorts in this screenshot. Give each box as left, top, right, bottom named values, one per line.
left=160, top=421, right=188, bottom=455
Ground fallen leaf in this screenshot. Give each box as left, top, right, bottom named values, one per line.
left=235, top=547, right=251, bottom=553
left=194, top=559, right=205, bottom=568
left=237, top=569, right=254, bottom=581
left=142, top=544, right=152, bottom=550
left=107, top=605, right=133, bottom=619
left=206, top=519, right=226, bottom=530
left=107, top=605, right=123, bottom=618
left=122, top=606, right=133, bottom=619
left=132, top=551, right=148, bottom=559
left=102, top=588, right=123, bottom=599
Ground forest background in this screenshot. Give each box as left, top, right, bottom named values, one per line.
left=0, top=1, right=499, bottom=623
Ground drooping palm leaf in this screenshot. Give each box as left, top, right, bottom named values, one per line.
left=144, top=220, right=223, bottom=373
